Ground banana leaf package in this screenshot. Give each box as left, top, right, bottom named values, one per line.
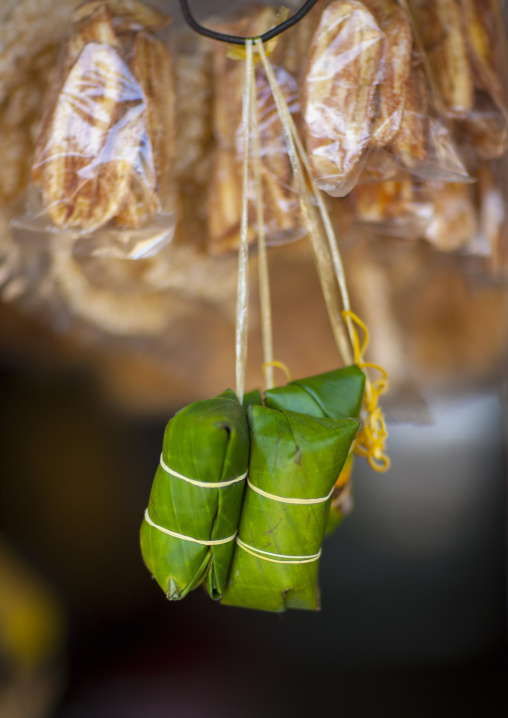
left=265, top=364, right=366, bottom=534
left=139, top=7, right=390, bottom=614
left=140, top=389, right=249, bottom=600
left=221, top=404, right=359, bottom=612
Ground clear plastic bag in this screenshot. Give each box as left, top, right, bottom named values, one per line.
left=301, top=0, right=470, bottom=196
left=12, top=0, right=178, bottom=259
left=409, top=0, right=508, bottom=161
left=347, top=178, right=479, bottom=252
left=205, top=4, right=306, bottom=255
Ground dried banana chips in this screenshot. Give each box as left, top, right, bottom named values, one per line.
left=30, top=0, right=175, bottom=233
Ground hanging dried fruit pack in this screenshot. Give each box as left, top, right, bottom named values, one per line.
left=15, top=0, right=177, bottom=257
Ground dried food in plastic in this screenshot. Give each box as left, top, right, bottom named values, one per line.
left=410, top=0, right=474, bottom=118
left=409, top=0, right=508, bottom=160
left=302, top=0, right=384, bottom=197
left=301, top=0, right=469, bottom=194
left=347, top=179, right=434, bottom=239
left=28, top=0, right=176, bottom=237
left=422, top=181, right=478, bottom=252
left=207, top=6, right=304, bottom=254
left=363, top=0, right=413, bottom=148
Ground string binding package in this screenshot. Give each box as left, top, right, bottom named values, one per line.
left=141, top=0, right=391, bottom=613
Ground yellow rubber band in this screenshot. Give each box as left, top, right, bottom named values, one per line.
left=262, top=360, right=292, bottom=383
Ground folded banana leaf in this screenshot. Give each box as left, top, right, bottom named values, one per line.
left=264, top=365, right=365, bottom=534
left=140, top=389, right=249, bottom=601
left=264, top=365, right=365, bottom=419
left=221, top=405, right=359, bottom=612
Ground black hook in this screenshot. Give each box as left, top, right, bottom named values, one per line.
left=178, top=0, right=319, bottom=45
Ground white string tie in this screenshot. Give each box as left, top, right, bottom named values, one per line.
left=247, top=479, right=334, bottom=505
left=144, top=510, right=237, bottom=546
left=160, top=455, right=247, bottom=488
left=236, top=537, right=322, bottom=564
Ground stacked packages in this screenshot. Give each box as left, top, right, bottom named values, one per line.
left=141, top=366, right=365, bottom=612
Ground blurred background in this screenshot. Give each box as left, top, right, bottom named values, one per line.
left=1, top=0, right=508, bottom=716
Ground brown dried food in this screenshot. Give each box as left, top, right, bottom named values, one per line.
left=211, top=5, right=279, bottom=147
left=410, top=0, right=474, bottom=117
left=302, top=0, right=384, bottom=195
left=363, top=0, right=413, bottom=147
left=457, top=91, right=508, bottom=160
left=388, top=64, right=428, bottom=168
left=72, top=0, right=170, bottom=33
left=459, top=0, right=508, bottom=116
left=207, top=66, right=300, bottom=255
left=350, top=179, right=416, bottom=222
left=114, top=29, right=176, bottom=227
left=423, top=181, right=478, bottom=251
left=208, top=6, right=301, bottom=254
left=31, top=1, right=173, bottom=232
left=173, top=48, right=214, bottom=183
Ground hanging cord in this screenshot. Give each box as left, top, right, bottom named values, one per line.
left=250, top=58, right=275, bottom=391
left=179, top=0, right=319, bottom=45
left=235, top=39, right=254, bottom=403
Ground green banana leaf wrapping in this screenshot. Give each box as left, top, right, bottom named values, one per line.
left=264, top=366, right=366, bottom=419
left=140, top=389, right=249, bottom=601
left=240, top=368, right=365, bottom=542
left=221, top=405, right=359, bottom=612
left=264, top=366, right=366, bottom=534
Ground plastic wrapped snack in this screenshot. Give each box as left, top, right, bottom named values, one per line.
left=410, top=0, right=474, bottom=119
left=347, top=178, right=478, bottom=251
left=422, top=181, right=478, bottom=252
left=347, top=179, right=434, bottom=239
left=206, top=5, right=304, bottom=255
left=410, top=0, right=508, bottom=160
left=302, top=0, right=385, bottom=196
left=302, top=0, right=469, bottom=194
left=140, top=390, right=249, bottom=601
left=221, top=405, right=359, bottom=612
left=26, top=0, right=176, bottom=240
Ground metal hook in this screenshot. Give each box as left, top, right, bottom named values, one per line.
left=178, top=0, right=319, bottom=45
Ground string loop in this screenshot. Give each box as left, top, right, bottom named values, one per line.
left=179, top=0, right=319, bottom=46
left=342, top=310, right=391, bottom=472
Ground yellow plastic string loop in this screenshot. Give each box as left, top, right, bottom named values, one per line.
left=262, top=360, right=292, bottom=384
left=342, top=310, right=391, bottom=473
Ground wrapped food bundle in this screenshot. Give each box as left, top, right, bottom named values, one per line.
left=141, top=367, right=365, bottom=611
left=301, top=0, right=469, bottom=195
left=221, top=404, right=359, bottom=612
left=347, top=177, right=479, bottom=252
left=30, top=0, right=176, bottom=233
left=206, top=5, right=304, bottom=255
left=140, top=390, right=249, bottom=600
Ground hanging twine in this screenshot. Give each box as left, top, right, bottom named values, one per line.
left=228, top=20, right=390, bottom=470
